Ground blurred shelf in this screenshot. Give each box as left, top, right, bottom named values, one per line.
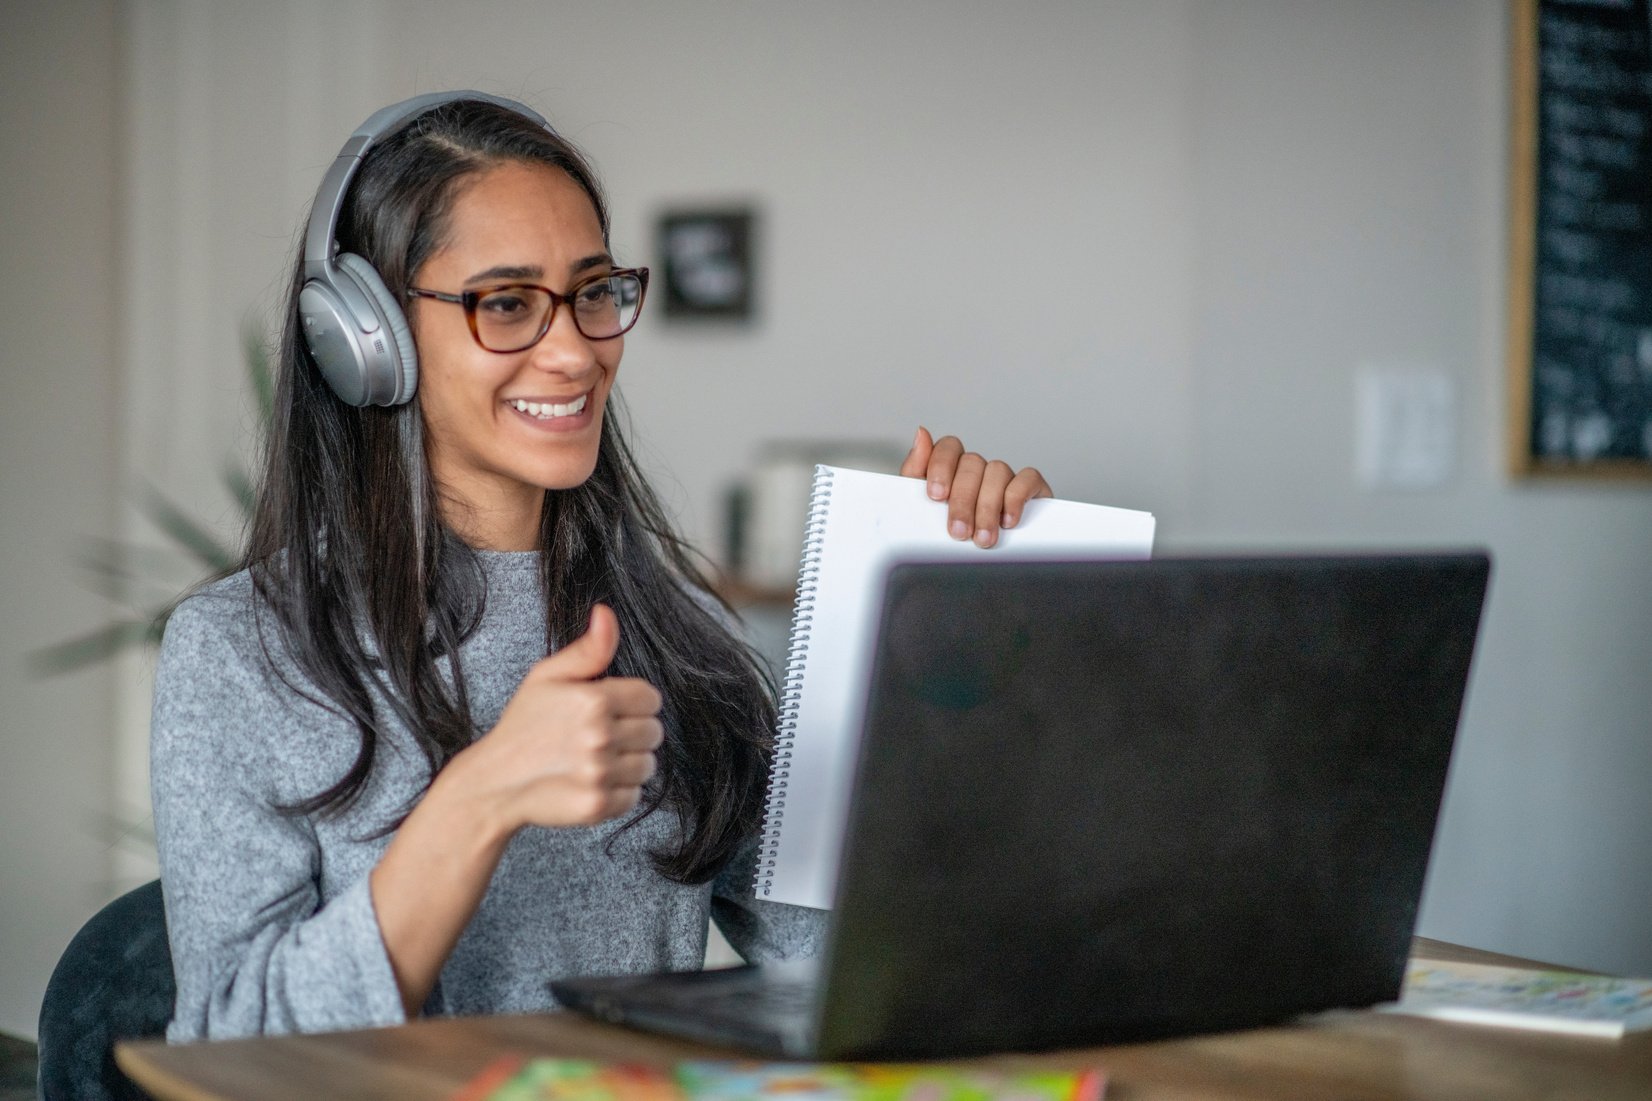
left=711, top=577, right=797, bottom=608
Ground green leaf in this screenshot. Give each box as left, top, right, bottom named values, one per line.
left=141, top=488, right=238, bottom=573
left=70, top=539, right=140, bottom=603
left=224, top=462, right=256, bottom=517
left=244, top=323, right=274, bottom=428
left=71, top=537, right=202, bottom=598
left=27, top=617, right=163, bottom=676
left=90, top=809, right=156, bottom=851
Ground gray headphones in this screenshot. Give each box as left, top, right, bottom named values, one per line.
left=298, top=91, right=555, bottom=407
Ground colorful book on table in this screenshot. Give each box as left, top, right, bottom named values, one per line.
left=1385, top=958, right=1652, bottom=1038
left=454, top=1058, right=1107, bottom=1101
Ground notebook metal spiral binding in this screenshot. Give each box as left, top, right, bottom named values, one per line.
left=754, top=465, right=835, bottom=897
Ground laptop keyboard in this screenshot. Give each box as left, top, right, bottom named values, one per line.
left=554, top=960, right=823, bottom=1054
left=690, top=978, right=817, bottom=1019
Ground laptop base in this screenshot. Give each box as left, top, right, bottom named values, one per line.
left=554, top=961, right=818, bottom=1057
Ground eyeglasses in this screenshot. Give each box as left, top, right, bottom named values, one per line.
left=407, top=267, right=649, bottom=351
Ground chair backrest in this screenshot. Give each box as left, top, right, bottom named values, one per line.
left=37, top=879, right=175, bottom=1101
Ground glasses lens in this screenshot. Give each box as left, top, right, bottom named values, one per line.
left=572, top=273, right=643, bottom=340
left=473, top=286, right=554, bottom=352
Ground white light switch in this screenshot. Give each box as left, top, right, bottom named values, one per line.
left=1355, top=368, right=1456, bottom=490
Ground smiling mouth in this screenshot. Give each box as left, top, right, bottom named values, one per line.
left=507, top=393, right=590, bottom=420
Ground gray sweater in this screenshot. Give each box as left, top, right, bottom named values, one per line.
left=151, top=552, right=823, bottom=1041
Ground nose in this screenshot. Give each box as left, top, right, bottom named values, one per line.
left=526, top=303, right=601, bottom=380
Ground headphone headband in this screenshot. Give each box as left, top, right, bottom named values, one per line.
left=303, top=91, right=552, bottom=281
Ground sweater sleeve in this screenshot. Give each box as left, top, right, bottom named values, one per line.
left=709, top=833, right=829, bottom=963
left=151, top=590, right=406, bottom=1040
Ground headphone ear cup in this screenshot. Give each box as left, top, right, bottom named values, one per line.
left=335, top=252, right=419, bottom=406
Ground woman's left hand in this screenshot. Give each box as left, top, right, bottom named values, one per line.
left=900, top=427, right=1053, bottom=549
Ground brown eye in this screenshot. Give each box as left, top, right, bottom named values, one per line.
left=479, top=290, right=534, bottom=320
left=574, top=279, right=617, bottom=313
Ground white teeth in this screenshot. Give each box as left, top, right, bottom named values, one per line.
left=510, top=394, right=589, bottom=419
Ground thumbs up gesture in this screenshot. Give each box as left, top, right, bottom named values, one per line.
left=440, top=604, right=665, bottom=832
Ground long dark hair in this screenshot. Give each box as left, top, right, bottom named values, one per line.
left=243, top=98, right=774, bottom=884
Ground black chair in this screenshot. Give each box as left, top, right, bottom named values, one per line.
left=37, top=879, right=175, bottom=1101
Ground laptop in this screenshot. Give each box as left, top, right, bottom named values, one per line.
left=553, top=553, right=1491, bottom=1059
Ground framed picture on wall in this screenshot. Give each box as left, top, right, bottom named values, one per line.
left=1506, top=0, right=1652, bottom=478
left=656, top=207, right=757, bottom=322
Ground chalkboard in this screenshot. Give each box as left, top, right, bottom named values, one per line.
left=1509, top=0, right=1652, bottom=477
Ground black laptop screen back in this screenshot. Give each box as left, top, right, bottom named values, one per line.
left=817, top=555, right=1488, bottom=1058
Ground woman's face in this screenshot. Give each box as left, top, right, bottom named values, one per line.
left=408, top=160, right=621, bottom=544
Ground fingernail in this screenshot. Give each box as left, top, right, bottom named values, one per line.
left=929, top=481, right=946, bottom=500
left=913, top=426, right=925, bottom=450
left=950, top=519, right=969, bottom=540
left=974, top=528, right=993, bottom=547
left=1001, top=512, right=1015, bottom=528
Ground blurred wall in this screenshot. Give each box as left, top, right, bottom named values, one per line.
left=0, top=1, right=122, bottom=1039
left=4, top=0, right=1650, bottom=1039
left=1187, top=2, right=1652, bottom=976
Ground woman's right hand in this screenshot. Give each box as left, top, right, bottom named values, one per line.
left=371, top=603, right=661, bottom=1017
left=440, top=603, right=664, bottom=839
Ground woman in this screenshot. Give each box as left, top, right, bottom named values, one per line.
left=151, top=93, right=1052, bottom=1040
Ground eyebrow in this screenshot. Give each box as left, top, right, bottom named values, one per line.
left=464, top=264, right=541, bottom=285
left=463, top=253, right=614, bottom=286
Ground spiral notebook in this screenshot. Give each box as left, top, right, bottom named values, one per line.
left=754, top=465, right=1156, bottom=909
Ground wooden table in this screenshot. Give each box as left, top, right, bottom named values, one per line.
left=117, top=940, right=1652, bottom=1101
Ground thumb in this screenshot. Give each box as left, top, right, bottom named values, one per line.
left=899, top=425, right=934, bottom=478
left=539, top=603, right=620, bottom=681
